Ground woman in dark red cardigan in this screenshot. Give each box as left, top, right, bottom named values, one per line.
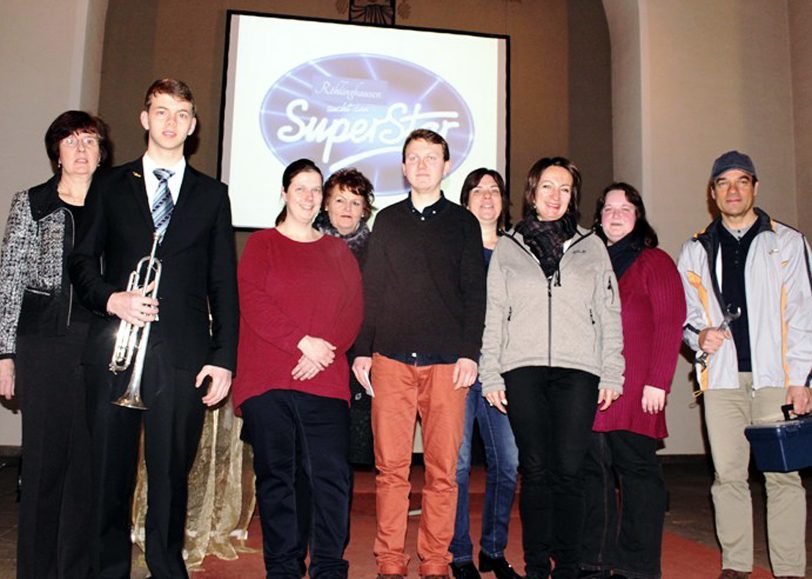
left=579, top=183, right=686, bottom=579
left=233, top=159, right=363, bottom=578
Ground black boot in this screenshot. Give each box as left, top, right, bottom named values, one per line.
left=451, top=560, right=482, bottom=579
left=478, top=552, right=522, bottom=579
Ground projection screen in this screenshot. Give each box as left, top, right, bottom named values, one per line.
left=219, top=11, right=509, bottom=229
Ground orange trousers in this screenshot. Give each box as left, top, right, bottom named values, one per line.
left=371, top=354, right=468, bottom=576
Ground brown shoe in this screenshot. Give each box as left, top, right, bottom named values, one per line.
left=718, top=571, right=750, bottom=579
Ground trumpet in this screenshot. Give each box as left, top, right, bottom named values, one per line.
left=109, top=232, right=163, bottom=410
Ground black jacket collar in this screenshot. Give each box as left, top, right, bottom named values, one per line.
left=694, top=207, right=773, bottom=307
left=28, top=174, right=63, bottom=221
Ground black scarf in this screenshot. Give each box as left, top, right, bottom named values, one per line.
left=606, top=231, right=643, bottom=279
left=314, top=212, right=371, bottom=264
left=515, top=213, right=578, bottom=279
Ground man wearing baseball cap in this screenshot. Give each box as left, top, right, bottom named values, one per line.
left=677, top=151, right=812, bottom=579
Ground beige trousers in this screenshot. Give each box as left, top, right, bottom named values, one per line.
left=704, top=373, right=806, bottom=576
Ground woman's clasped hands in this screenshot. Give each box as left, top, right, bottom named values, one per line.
left=293, top=335, right=337, bottom=380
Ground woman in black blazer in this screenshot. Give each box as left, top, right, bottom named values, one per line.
left=0, top=110, right=109, bottom=579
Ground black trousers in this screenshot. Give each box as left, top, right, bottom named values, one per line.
left=85, top=344, right=205, bottom=579
left=580, top=431, right=666, bottom=579
left=242, top=389, right=351, bottom=579
left=503, top=366, right=599, bottom=579
left=294, top=356, right=370, bottom=576
left=16, top=322, right=91, bottom=579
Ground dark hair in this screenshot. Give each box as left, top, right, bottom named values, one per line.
left=401, top=128, right=450, bottom=162
left=459, top=167, right=511, bottom=229
left=522, top=157, right=582, bottom=219
left=144, top=78, right=196, bottom=116
left=275, top=159, right=324, bottom=226
left=45, top=110, right=110, bottom=169
left=324, top=168, right=376, bottom=222
left=593, top=182, right=659, bottom=248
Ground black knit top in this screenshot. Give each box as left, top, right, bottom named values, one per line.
left=354, top=197, right=486, bottom=362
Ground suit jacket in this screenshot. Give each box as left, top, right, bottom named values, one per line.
left=69, top=158, right=239, bottom=373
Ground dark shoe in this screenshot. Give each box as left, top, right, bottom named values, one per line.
left=608, top=575, right=628, bottom=579
left=478, top=552, right=522, bottom=579
left=451, top=561, right=482, bottom=578
left=578, top=570, right=610, bottom=579
left=718, top=571, right=750, bottom=579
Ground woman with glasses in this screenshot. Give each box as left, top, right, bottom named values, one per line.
left=450, top=168, right=521, bottom=579
left=0, top=110, right=109, bottom=579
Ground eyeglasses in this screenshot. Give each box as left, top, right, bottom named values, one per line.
left=63, top=135, right=100, bottom=148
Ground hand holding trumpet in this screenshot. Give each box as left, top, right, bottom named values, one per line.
left=107, top=281, right=159, bottom=326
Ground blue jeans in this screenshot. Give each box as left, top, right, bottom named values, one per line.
left=450, top=381, right=519, bottom=563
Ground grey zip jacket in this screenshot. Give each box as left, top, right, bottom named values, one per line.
left=480, top=225, right=624, bottom=395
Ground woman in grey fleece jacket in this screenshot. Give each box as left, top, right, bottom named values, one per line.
left=479, top=157, right=624, bottom=579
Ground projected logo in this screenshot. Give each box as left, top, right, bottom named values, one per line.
left=260, top=54, right=475, bottom=196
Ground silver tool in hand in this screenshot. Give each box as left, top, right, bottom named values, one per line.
left=696, top=305, right=741, bottom=369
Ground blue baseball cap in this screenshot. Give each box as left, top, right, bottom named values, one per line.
left=710, top=150, right=757, bottom=182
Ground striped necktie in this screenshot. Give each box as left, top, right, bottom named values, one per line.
left=152, top=168, right=175, bottom=241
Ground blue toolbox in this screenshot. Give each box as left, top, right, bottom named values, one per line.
left=745, top=405, right=812, bottom=473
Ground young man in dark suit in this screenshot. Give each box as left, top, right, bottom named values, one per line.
left=69, top=78, right=239, bottom=578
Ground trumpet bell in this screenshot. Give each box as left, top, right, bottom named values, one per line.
left=113, top=389, right=148, bottom=410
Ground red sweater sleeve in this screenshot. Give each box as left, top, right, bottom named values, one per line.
left=641, top=249, right=686, bottom=392
left=237, top=231, right=306, bottom=354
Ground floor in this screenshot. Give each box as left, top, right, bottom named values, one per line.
left=0, top=455, right=809, bottom=578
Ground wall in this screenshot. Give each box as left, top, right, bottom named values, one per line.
left=604, top=0, right=800, bottom=454
left=569, top=0, right=614, bottom=222
left=790, top=0, right=812, bottom=239
left=0, top=0, right=108, bottom=446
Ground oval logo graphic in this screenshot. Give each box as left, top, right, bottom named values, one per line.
left=260, top=53, right=475, bottom=196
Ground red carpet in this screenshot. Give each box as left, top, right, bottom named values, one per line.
left=191, top=467, right=773, bottom=578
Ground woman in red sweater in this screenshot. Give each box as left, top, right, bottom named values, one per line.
left=233, top=158, right=363, bottom=578
left=579, top=183, right=686, bottom=579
